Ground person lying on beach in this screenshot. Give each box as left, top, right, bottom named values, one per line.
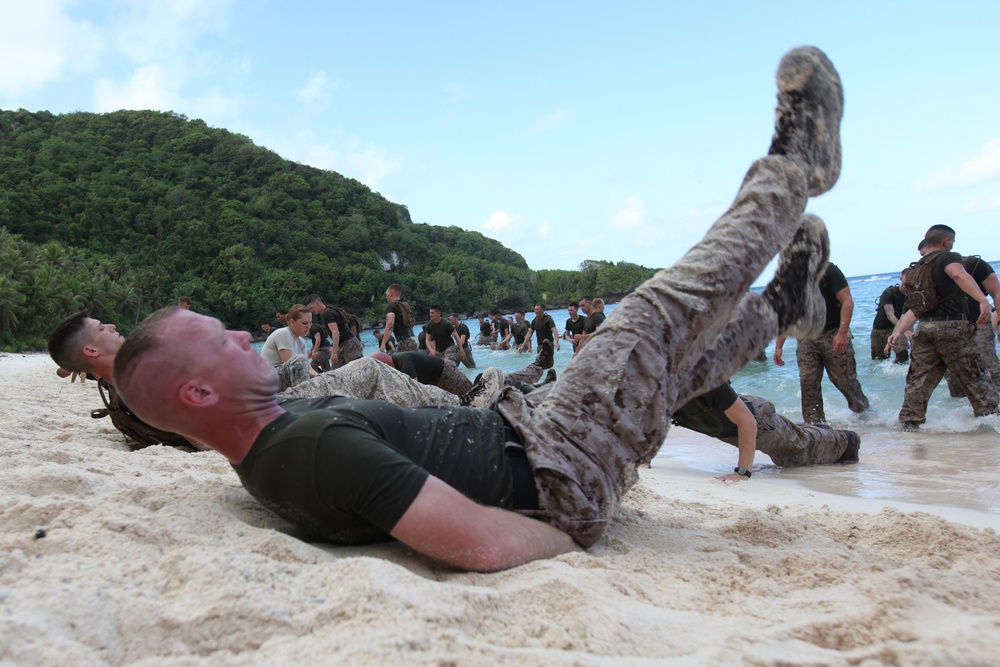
left=669, top=382, right=860, bottom=478
left=111, top=46, right=844, bottom=571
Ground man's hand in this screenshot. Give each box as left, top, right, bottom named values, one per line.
left=773, top=348, right=784, bottom=366
left=978, top=301, right=991, bottom=326
left=716, top=472, right=749, bottom=483
left=833, top=330, right=850, bottom=353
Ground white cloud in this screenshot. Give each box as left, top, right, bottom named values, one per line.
left=93, top=65, right=177, bottom=111
left=484, top=210, right=521, bottom=232
left=0, top=0, right=103, bottom=96
left=529, top=108, right=573, bottom=133
left=612, top=196, right=645, bottom=230
left=963, top=192, right=1000, bottom=213
left=918, top=138, right=1000, bottom=190
left=108, top=0, right=235, bottom=63
left=297, top=72, right=336, bottom=104
left=344, top=147, right=402, bottom=188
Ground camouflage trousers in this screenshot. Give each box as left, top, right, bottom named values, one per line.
left=275, top=354, right=311, bottom=393
left=440, top=345, right=466, bottom=368
left=493, top=155, right=808, bottom=547
left=332, top=337, right=365, bottom=369
left=311, top=347, right=332, bottom=374
left=397, top=336, right=418, bottom=352
left=795, top=329, right=870, bottom=424
left=870, top=327, right=909, bottom=362
left=945, top=321, right=1000, bottom=397
left=280, top=357, right=458, bottom=407
left=435, top=356, right=546, bottom=397
left=436, top=359, right=474, bottom=396
left=719, top=395, right=851, bottom=466
left=900, top=320, right=999, bottom=424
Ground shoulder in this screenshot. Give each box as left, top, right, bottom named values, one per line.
left=825, top=262, right=849, bottom=288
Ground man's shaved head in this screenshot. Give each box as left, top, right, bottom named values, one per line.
left=113, top=307, right=189, bottom=429
left=48, top=311, right=92, bottom=372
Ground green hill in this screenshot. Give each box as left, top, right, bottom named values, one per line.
left=0, top=108, right=655, bottom=350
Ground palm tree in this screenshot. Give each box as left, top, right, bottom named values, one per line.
left=0, top=275, right=26, bottom=333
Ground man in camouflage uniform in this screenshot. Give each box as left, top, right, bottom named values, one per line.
left=774, top=261, right=870, bottom=424
left=945, top=255, right=1000, bottom=397
left=870, top=271, right=909, bottom=363
left=889, top=227, right=999, bottom=428
left=114, top=47, right=845, bottom=569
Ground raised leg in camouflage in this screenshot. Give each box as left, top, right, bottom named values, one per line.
left=280, top=357, right=459, bottom=407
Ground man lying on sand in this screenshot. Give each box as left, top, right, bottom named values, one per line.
left=111, top=46, right=843, bottom=571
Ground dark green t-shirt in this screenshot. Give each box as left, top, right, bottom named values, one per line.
left=231, top=397, right=514, bottom=545
left=530, top=314, right=556, bottom=344
left=819, top=263, right=850, bottom=332
left=671, top=384, right=753, bottom=439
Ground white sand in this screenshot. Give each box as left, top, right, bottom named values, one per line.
left=3, top=351, right=1000, bottom=666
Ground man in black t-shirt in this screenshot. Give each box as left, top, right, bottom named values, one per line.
left=114, top=46, right=848, bottom=570
left=888, top=226, right=998, bottom=427
left=870, top=271, right=909, bottom=362
left=564, top=304, right=586, bottom=355
left=380, top=284, right=417, bottom=352
left=521, top=303, right=559, bottom=354
left=449, top=313, right=476, bottom=368
left=305, top=294, right=363, bottom=369
left=944, top=256, right=1000, bottom=397
left=423, top=305, right=465, bottom=365
left=670, top=383, right=859, bottom=468
left=774, top=261, right=870, bottom=424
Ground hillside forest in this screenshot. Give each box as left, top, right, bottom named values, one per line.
left=0, top=108, right=658, bottom=350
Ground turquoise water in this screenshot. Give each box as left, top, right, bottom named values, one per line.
left=258, top=263, right=1000, bottom=515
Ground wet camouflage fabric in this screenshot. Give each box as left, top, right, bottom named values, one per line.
left=946, top=321, right=1000, bottom=397
left=275, top=354, right=311, bottom=393
left=332, top=337, right=365, bottom=369
left=870, top=327, right=909, bottom=362
left=506, top=361, right=544, bottom=385
left=436, top=359, right=474, bottom=396
left=900, top=321, right=999, bottom=423
left=795, top=329, right=870, bottom=424
left=281, top=357, right=458, bottom=407
left=441, top=344, right=476, bottom=369
left=493, top=155, right=808, bottom=547
left=396, top=336, right=418, bottom=352
left=720, top=394, right=851, bottom=466
left=311, top=347, right=332, bottom=373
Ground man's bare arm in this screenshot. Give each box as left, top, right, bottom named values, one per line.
left=716, top=398, right=757, bottom=482
left=390, top=476, right=579, bottom=572
left=833, top=286, right=853, bottom=353
left=380, top=312, right=395, bottom=353
left=944, top=262, right=991, bottom=325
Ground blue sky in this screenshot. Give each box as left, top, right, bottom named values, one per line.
left=3, top=1, right=998, bottom=282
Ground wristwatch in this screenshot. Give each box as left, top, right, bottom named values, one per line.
left=734, top=467, right=752, bottom=478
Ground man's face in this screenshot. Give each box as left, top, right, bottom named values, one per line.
left=306, top=302, right=323, bottom=315
left=261, top=323, right=272, bottom=334
left=568, top=305, right=578, bottom=319
left=276, top=312, right=288, bottom=324
left=579, top=300, right=592, bottom=315
left=430, top=309, right=442, bottom=323
left=534, top=304, right=544, bottom=319
left=449, top=315, right=459, bottom=327
left=515, top=312, right=524, bottom=323
left=171, top=310, right=277, bottom=393
left=84, top=318, right=125, bottom=357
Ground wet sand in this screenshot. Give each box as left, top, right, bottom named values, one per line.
left=3, top=351, right=1000, bottom=666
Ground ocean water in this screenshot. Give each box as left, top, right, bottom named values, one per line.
left=273, top=262, right=1000, bottom=516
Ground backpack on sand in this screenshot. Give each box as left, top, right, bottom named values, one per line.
left=92, top=379, right=196, bottom=451
left=903, top=251, right=959, bottom=316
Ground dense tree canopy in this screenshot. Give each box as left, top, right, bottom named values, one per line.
left=0, top=108, right=657, bottom=350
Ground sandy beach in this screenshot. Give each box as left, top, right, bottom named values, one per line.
left=3, top=351, right=1000, bottom=666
